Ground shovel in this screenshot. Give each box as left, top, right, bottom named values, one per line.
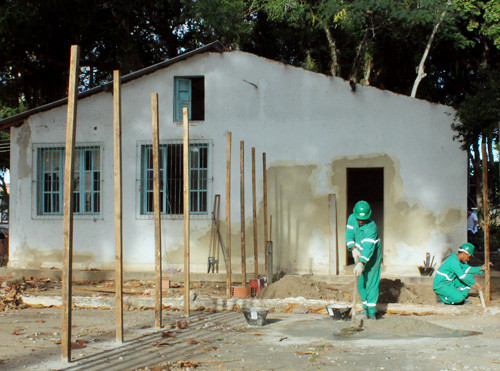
left=351, top=256, right=358, bottom=320
left=478, top=289, right=488, bottom=313
left=349, top=256, right=363, bottom=327
left=335, top=257, right=363, bottom=337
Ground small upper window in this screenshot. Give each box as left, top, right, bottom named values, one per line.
left=174, top=76, right=204, bottom=121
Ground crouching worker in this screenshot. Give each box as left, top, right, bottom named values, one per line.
left=346, top=200, right=382, bottom=319
left=433, top=243, right=491, bottom=304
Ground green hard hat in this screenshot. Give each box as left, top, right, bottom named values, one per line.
left=458, top=242, right=474, bottom=256
left=353, top=200, right=371, bottom=220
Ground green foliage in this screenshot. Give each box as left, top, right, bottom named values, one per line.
left=181, top=0, right=256, bottom=46
left=453, top=70, right=500, bottom=148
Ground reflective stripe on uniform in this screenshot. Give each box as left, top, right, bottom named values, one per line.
left=362, top=238, right=380, bottom=244
left=459, top=286, right=470, bottom=291
left=362, top=301, right=367, bottom=305
left=356, top=243, right=363, bottom=250
left=347, top=241, right=355, bottom=246
left=366, top=303, right=376, bottom=307
left=347, top=225, right=354, bottom=230
left=360, top=256, right=369, bottom=263
left=435, top=270, right=453, bottom=281
left=459, top=267, right=471, bottom=279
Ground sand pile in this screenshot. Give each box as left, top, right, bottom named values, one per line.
left=258, top=275, right=437, bottom=305
left=336, top=316, right=479, bottom=338
left=258, top=275, right=352, bottom=301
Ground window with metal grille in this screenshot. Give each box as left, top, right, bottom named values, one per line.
left=140, top=143, right=208, bottom=215
left=37, top=146, right=101, bottom=215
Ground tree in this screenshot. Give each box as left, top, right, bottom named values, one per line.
left=452, top=70, right=500, bottom=209
left=0, top=0, right=187, bottom=111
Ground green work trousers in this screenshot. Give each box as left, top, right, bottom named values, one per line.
left=358, top=265, right=381, bottom=317
left=434, top=280, right=471, bottom=304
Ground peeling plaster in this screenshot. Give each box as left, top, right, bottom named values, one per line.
left=12, top=242, right=96, bottom=270
left=329, top=154, right=464, bottom=273
left=15, top=125, right=32, bottom=179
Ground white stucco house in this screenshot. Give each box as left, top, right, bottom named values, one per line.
left=0, top=41, right=467, bottom=277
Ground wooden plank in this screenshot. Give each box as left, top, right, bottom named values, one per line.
left=481, top=138, right=490, bottom=306
left=151, top=93, right=162, bottom=327
left=252, top=147, right=258, bottom=279
left=61, top=45, right=80, bottom=363
left=113, top=70, right=124, bottom=342
left=183, top=107, right=190, bottom=317
left=240, top=141, right=246, bottom=285
left=214, top=195, right=221, bottom=273
left=74, top=286, right=142, bottom=294
left=328, top=194, right=338, bottom=275
left=262, top=153, right=268, bottom=270
left=226, top=132, right=232, bottom=298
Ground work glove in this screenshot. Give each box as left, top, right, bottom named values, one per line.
left=353, top=262, right=364, bottom=277
left=351, top=248, right=361, bottom=262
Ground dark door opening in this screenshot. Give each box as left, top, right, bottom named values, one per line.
left=346, top=168, right=384, bottom=266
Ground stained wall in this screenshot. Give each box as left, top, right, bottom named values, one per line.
left=8, top=50, right=466, bottom=275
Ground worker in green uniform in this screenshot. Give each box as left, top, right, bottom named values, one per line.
left=433, top=243, right=491, bottom=304
left=346, top=200, right=382, bottom=320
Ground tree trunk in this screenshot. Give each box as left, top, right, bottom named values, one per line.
left=350, top=28, right=370, bottom=83
left=363, top=58, right=372, bottom=86
left=486, top=134, right=494, bottom=167
left=323, top=26, right=339, bottom=76
left=411, top=9, right=447, bottom=98
left=0, top=175, right=8, bottom=207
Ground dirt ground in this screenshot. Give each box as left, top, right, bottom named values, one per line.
left=1, top=263, right=500, bottom=370
left=1, top=307, right=500, bottom=370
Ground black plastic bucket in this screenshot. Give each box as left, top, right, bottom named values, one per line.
left=326, top=304, right=351, bottom=320
left=242, top=307, right=269, bottom=326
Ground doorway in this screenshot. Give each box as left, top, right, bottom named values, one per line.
left=346, top=168, right=384, bottom=266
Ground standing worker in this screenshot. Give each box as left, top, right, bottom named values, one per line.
left=433, top=243, right=491, bottom=304
left=346, top=200, right=382, bottom=320
left=467, top=209, right=478, bottom=247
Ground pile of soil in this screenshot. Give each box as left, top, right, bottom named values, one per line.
left=258, top=275, right=352, bottom=301
left=331, top=316, right=478, bottom=339
left=258, top=275, right=438, bottom=305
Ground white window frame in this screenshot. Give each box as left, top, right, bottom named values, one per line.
left=32, top=143, right=104, bottom=220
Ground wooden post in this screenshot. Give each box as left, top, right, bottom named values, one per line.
left=214, top=195, right=221, bottom=273
left=183, top=107, right=190, bottom=317
left=151, top=93, right=162, bottom=328
left=262, top=153, right=268, bottom=271
left=61, top=45, right=79, bottom=363
left=113, top=71, right=124, bottom=342
left=240, top=141, right=246, bottom=285
left=328, top=194, right=338, bottom=275
left=252, top=148, right=258, bottom=279
left=481, top=138, right=490, bottom=306
left=226, top=133, right=232, bottom=298
left=266, top=214, right=273, bottom=284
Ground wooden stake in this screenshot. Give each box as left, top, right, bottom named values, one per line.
left=252, top=147, right=258, bottom=279
left=113, top=71, right=124, bottom=342
left=269, top=215, right=272, bottom=240
left=214, top=195, right=221, bottom=273
left=226, top=133, right=232, bottom=298
left=62, top=45, right=79, bottom=363
left=481, top=138, right=491, bottom=306
left=262, top=153, right=268, bottom=270
left=183, top=107, right=190, bottom=316
left=151, top=93, right=162, bottom=328
left=240, top=141, right=246, bottom=285
left=329, top=194, right=338, bottom=275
